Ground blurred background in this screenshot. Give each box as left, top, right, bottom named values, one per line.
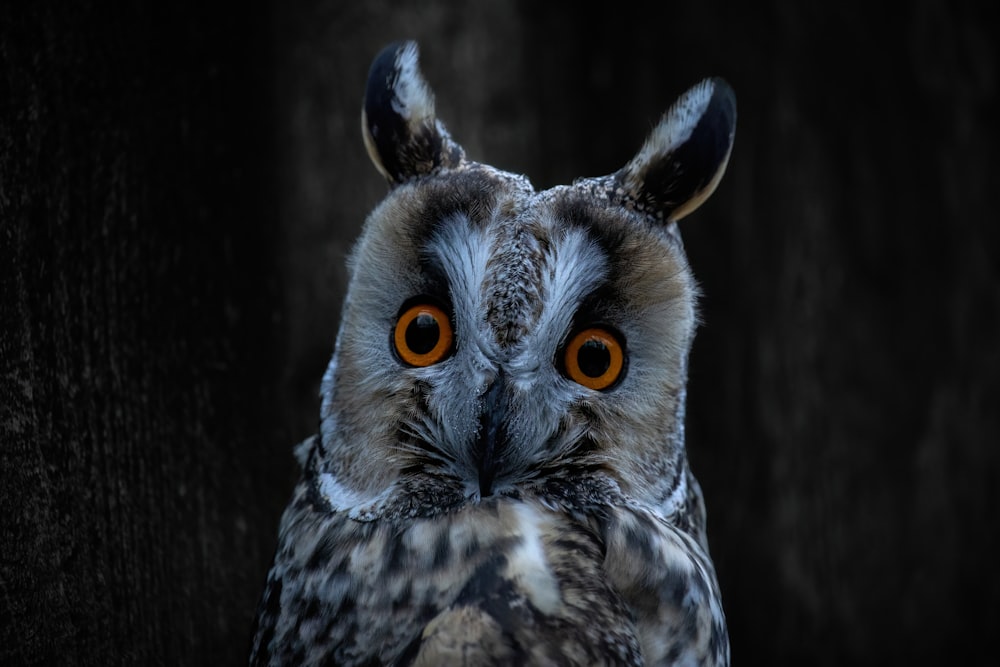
left=2, top=1, right=997, bottom=664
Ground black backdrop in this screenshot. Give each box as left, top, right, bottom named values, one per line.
left=2, top=1, right=997, bottom=665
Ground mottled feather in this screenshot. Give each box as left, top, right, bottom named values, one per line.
left=250, top=40, right=735, bottom=667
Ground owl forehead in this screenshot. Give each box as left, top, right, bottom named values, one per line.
left=369, top=166, right=692, bottom=347
left=478, top=213, right=549, bottom=346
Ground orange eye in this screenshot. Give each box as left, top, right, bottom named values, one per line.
left=393, top=302, right=453, bottom=367
left=562, top=327, right=626, bottom=391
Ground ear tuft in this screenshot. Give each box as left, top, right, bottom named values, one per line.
left=614, top=77, right=736, bottom=222
left=362, top=41, right=465, bottom=185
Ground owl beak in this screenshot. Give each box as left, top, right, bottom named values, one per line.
left=475, top=371, right=509, bottom=498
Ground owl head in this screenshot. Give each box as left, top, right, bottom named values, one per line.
left=312, top=41, right=735, bottom=521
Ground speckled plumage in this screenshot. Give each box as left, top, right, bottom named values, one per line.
left=250, top=41, right=736, bottom=666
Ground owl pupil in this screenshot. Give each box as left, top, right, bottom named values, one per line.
left=578, top=339, right=611, bottom=378
left=405, top=314, right=440, bottom=354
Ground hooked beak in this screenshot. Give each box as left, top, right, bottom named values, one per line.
left=475, top=371, right=508, bottom=498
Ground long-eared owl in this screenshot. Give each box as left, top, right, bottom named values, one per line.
left=251, top=40, right=736, bottom=666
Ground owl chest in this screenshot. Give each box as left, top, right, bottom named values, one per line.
left=303, top=499, right=582, bottom=615
left=279, top=497, right=640, bottom=662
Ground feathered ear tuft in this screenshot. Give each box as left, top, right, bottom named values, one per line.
left=362, top=41, right=466, bottom=185
left=614, top=77, right=736, bottom=222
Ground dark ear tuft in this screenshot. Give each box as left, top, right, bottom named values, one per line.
left=362, top=41, right=465, bottom=185
left=614, top=77, right=736, bottom=222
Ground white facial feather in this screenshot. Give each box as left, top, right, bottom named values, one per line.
left=532, top=216, right=609, bottom=366
left=426, top=213, right=497, bottom=366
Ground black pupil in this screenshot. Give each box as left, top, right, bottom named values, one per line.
left=405, top=313, right=440, bottom=355
left=578, top=339, right=611, bottom=377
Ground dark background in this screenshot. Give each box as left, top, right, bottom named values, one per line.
left=2, top=1, right=997, bottom=665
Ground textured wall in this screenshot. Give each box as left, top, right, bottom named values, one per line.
left=1, top=2, right=284, bottom=664
left=2, top=1, right=997, bottom=665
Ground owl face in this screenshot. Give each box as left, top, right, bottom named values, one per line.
left=314, top=41, right=735, bottom=521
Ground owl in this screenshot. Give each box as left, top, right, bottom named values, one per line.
left=250, top=41, right=736, bottom=666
